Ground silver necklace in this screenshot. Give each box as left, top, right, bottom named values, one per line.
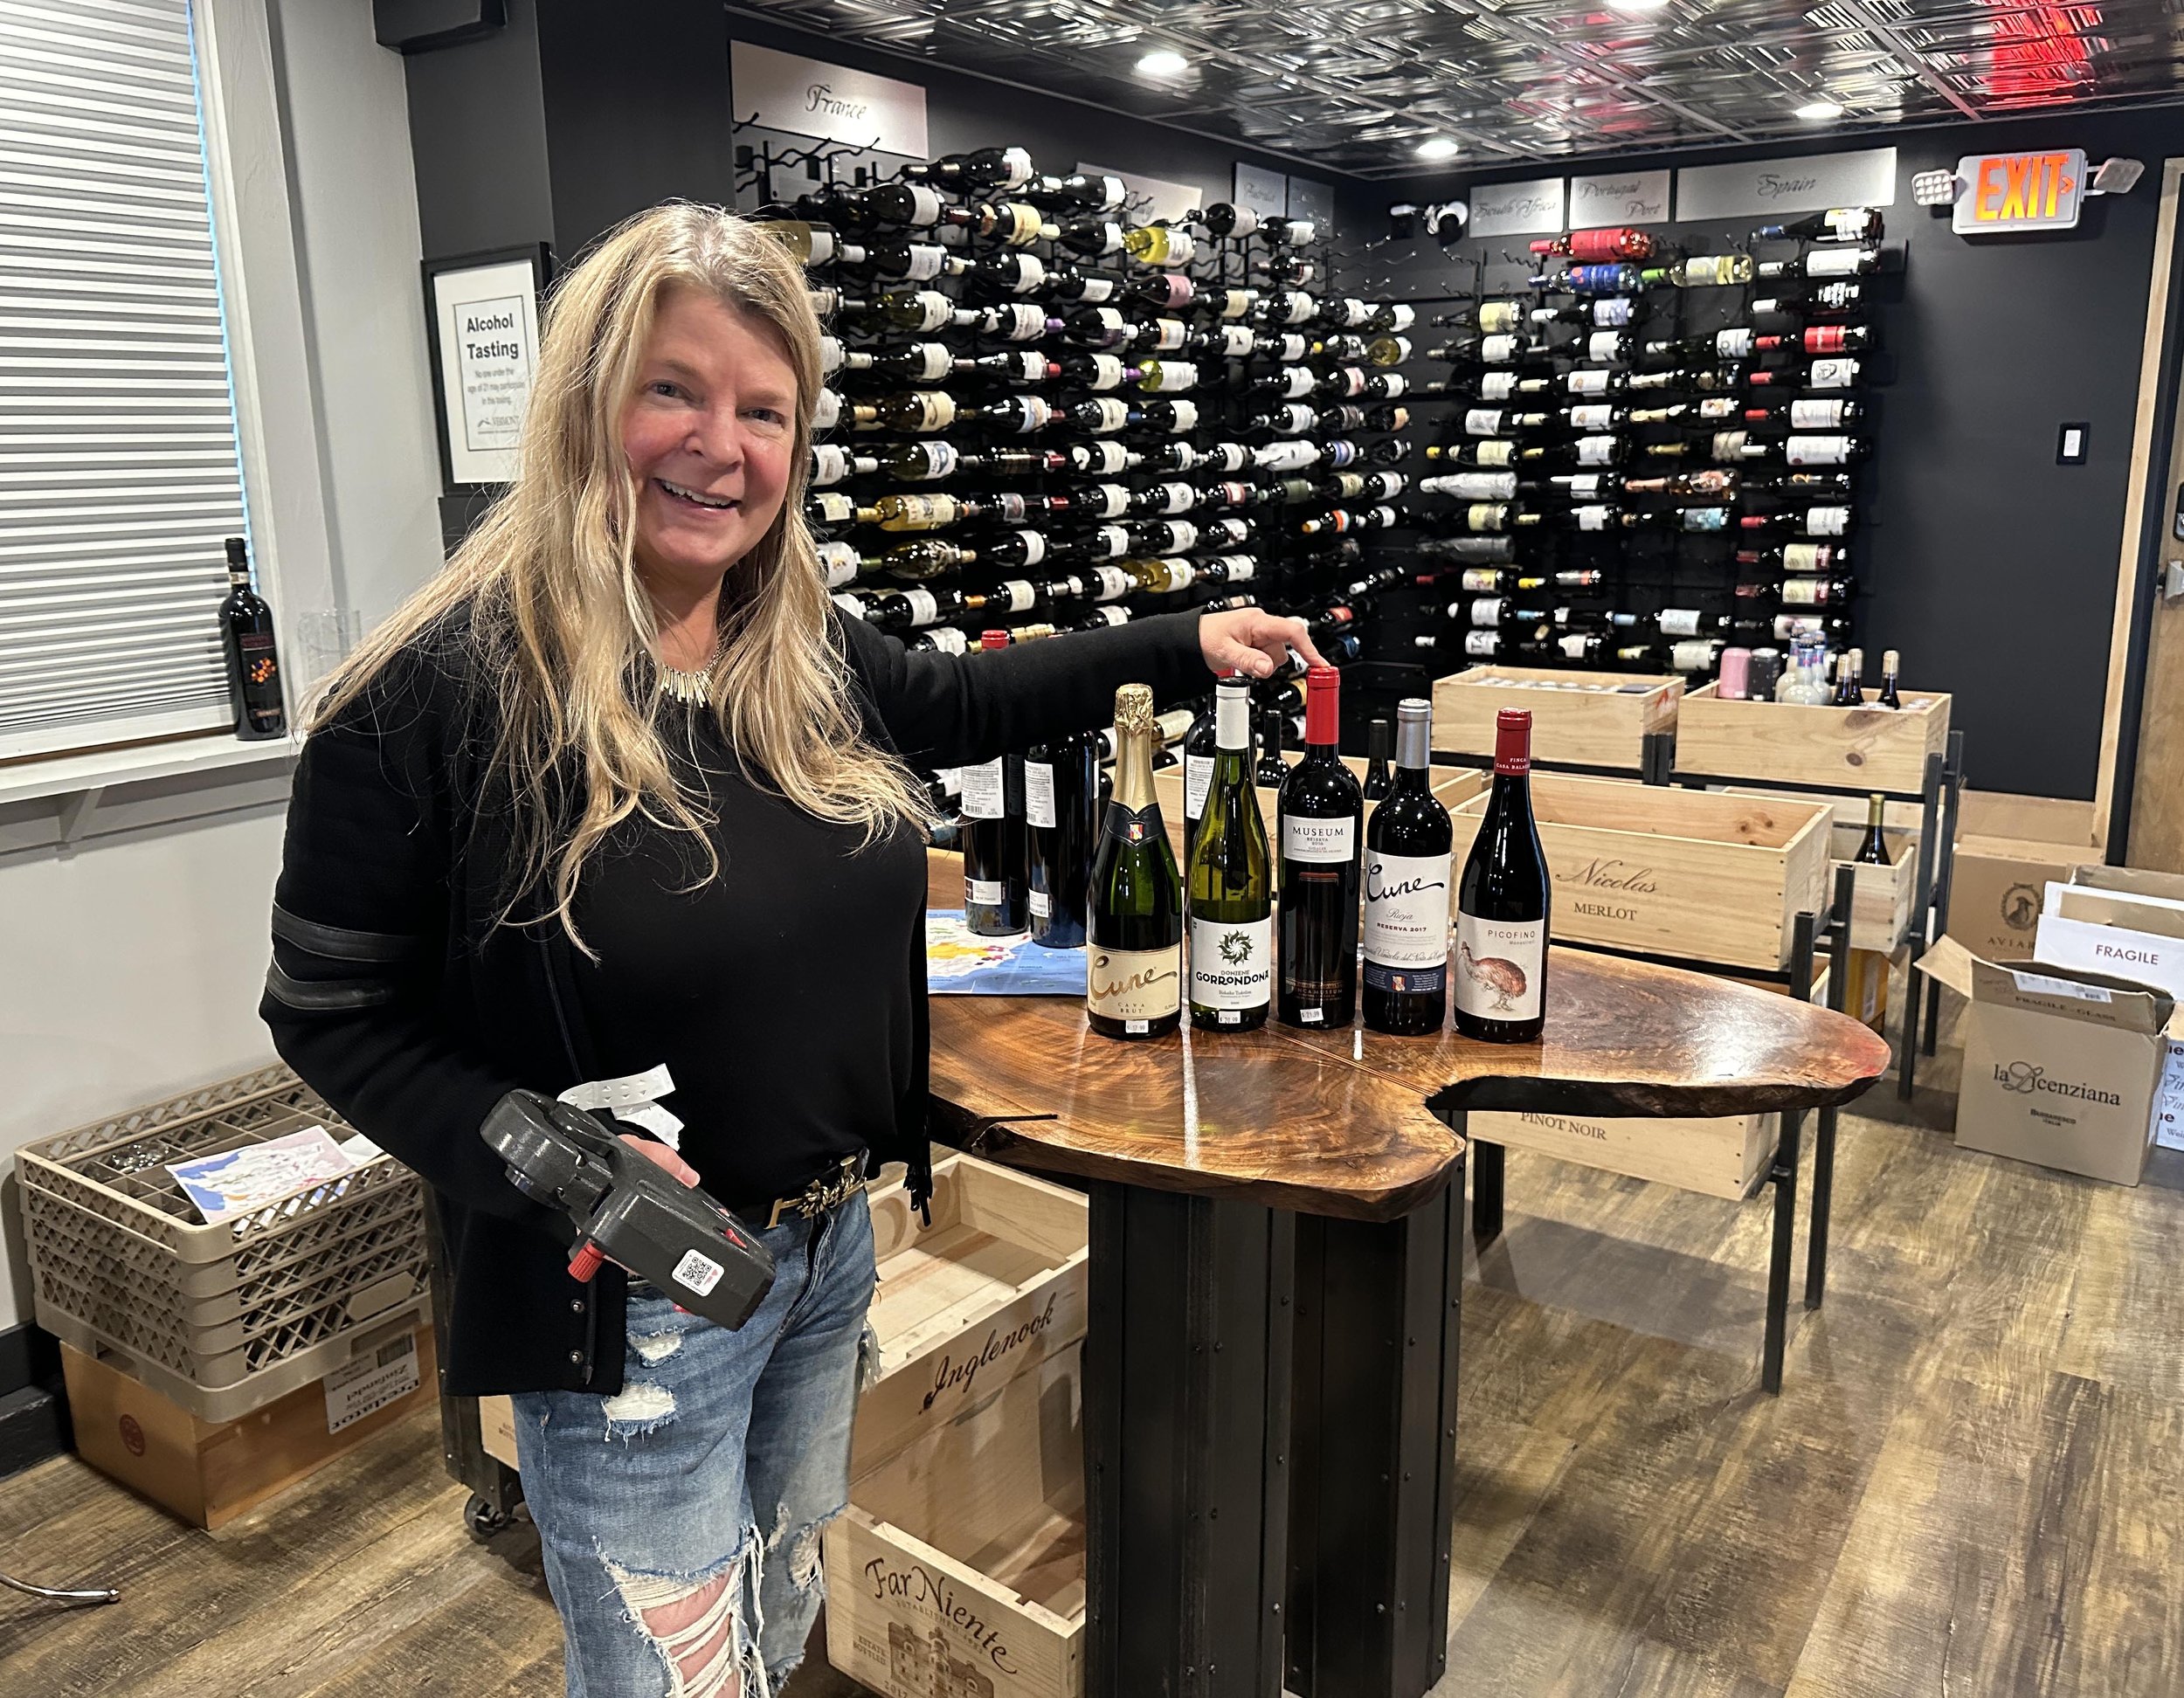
left=655, top=634, right=724, bottom=705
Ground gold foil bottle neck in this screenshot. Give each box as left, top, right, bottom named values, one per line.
left=1113, top=682, right=1155, bottom=735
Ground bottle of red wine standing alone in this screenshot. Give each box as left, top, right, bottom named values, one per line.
left=219, top=536, right=287, bottom=741
left=961, top=630, right=1028, bottom=934
left=1454, top=709, right=1550, bottom=1042
left=1278, top=665, right=1363, bottom=1027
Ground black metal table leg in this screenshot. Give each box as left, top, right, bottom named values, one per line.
left=1287, top=1163, right=1463, bottom=1698
left=1470, top=1137, right=1504, bottom=1243
left=1761, top=1104, right=1802, bottom=1395
left=1805, top=867, right=1853, bottom=1313
left=1085, top=1182, right=1295, bottom=1698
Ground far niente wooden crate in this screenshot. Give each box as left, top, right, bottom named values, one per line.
left=1676, top=684, right=1952, bottom=796
left=1153, top=754, right=1484, bottom=862
left=1432, top=666, right=1683, bottom=770
left=1468, top=1108, right=1780, bottom=1201
left=1447, top=774, right=1835, bottom=970
left=827, top=1343, right=1087, bottom=1698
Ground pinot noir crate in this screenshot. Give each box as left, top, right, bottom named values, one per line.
left=1467, top=1108, right=1780, bottom=1202
left=1446, top=774, right=1835, bottom=971
left=1432, top=665, right=1683, bottom=772
left=1676, top=683, right=1952, bottom=797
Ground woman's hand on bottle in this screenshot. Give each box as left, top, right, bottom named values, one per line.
left=620, top=1133, right=700, bottom=1187
left=1198, top=607, right=1324, bottom=680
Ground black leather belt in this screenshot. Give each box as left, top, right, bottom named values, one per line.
left=728, top=1153, right=868, bottom=1230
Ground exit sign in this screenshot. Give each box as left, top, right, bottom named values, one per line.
left=1954, top=148, right=2088, bottom=233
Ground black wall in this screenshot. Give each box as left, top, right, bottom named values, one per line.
left=1341, top=110, right=2184, bottom=802
left=398, top=8, right=2184, bottom=801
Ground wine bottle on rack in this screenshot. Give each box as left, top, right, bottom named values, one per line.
left=1187, top=674, right=1274, bottom=1031
left=1026, top=724, right=1099, bottom=949
left=1753, top=207, right=1884, bottom=243
left=1454, top=709, right=1549, bottom=1043
left=219, top=536, right=287, bottom=741
left=1278, top=665, right=1364, bottom=1028
left=960, top=632, right=1027, bottom=935
left=1362, top=716, right=1394, bottom=801
left=1086, top=683, right=1184, bottom=1039
left=1364, top=698, right=1455, bottom=1035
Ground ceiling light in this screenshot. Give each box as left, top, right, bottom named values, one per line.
left=1416, top=137, right=1461, bottom=161
left=1135, top=49, right=1189, bottom=77
left=1795, top=99, right=1846, bottom=121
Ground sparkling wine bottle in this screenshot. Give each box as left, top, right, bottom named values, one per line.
left=1087, top=683, right=1184, bottom=1039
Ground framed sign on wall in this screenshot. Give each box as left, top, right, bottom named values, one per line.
left=423, top=244, right=552, bottom=490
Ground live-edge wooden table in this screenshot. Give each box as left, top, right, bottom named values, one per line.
left=922, top=858, right=1890, bottom=1698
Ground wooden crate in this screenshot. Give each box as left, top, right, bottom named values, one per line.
left=1676, top=683, right=1952, bottom=796
left=827, top=1343, right=1086, bottom=1698
left=854, top=1153, right=1087, bottom=1475
left=1153, top=755, right=1486, bottom=862
left=64, top=1320, right=434, bottom=1529
left=480, top=1156, right=1088, bottom=1484
left=1447, top=774, right=1835, bottom=970
left=1468, top=1108, right=1778, bottom=1201
left=1432, top=666, right=1683, bottom=771
left=1723, top=788, right=1923, bottom=954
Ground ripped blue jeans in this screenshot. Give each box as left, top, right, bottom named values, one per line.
left=509, top=1193, right=874, bottom=1697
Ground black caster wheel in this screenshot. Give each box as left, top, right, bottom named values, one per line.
left=464, top=1494, right=511, bottom=1539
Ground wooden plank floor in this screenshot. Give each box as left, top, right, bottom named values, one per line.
left=4, top=1016, right=2181, bottom=1696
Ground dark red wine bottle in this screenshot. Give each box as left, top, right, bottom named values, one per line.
left=1277, top=666, right=1363, bottom=1027
left=1026, top=725, right=1098, bottom=949
left=961, top=631, right=1028, bottom=935
left=1454, top=710, right=1550, bottom=1042
left=218, top=536, right=287, bottom=740
left=1363, top=698, right=1454, bottom=1035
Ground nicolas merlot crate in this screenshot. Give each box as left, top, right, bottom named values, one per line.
left=1432, top=665, right=1683, bottom=772
left=1676, top=683, right=1952, bottom=797
left=1446, top=775, right=1835, bottom=970
left=828, top=1343, right=1087, bottom=1698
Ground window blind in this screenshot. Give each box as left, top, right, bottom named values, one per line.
left=0, top=0, right=251, bottom=761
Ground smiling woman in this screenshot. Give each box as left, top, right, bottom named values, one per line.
left=260, top=201, right=1317, bottom=1698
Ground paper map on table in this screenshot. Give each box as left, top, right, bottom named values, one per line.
left=166, top=1126, right=363, bottom=1223
left=927, top=909, right=1085, bottom=996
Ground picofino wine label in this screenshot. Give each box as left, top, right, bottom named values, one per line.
left=1455, top=915, right=1545, bottom=1020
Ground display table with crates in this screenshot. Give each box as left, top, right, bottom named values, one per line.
left=17, top=1066, right=437, bottom=1529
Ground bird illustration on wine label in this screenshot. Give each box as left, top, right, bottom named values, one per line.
left=1458, top=942, right=1529, bottom=1012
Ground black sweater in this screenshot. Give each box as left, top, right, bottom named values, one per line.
left=261, top=604, right=1209, bottom=1396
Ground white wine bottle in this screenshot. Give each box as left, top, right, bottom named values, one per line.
left=1187, top=674, right=1273, bottom=1031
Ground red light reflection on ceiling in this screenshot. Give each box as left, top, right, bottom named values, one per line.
left=1984, top=0, right=2099, bottom=103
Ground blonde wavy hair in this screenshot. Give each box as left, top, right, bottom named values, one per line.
left=311, top=203, right=930, bottom=949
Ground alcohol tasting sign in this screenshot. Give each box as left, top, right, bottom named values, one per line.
left=729, top=41, right=929, bottom=157
left=1952, top=148, right=2088, bottom=234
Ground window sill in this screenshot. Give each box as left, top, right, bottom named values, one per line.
left=0, top=733, right=301, bottom=814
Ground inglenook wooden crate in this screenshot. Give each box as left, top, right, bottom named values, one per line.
left=827, top=1343, right=1087, bottom=1698
left=1447, top=774, right=1835, bottom=970
left=1467, top=1108, right=1778, bottom=1201
left=1432, top=666, right=1683, bottom=771
left=1676, top=684, right=1952, bottom=796
left=854, top=1153, right=1087, bottom=1474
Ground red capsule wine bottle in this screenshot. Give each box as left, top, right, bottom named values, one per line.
left=1454, top=709, right=1550, bottom=1043
left=1278, top=665, right=1364, bottom=1027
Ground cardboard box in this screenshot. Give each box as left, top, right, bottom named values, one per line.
left=1918, top=937, right=2170, bottom=1186
left=64, top=1319, right=434, bottom=1529
left=1945, top=791, right=2099, bottom=963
